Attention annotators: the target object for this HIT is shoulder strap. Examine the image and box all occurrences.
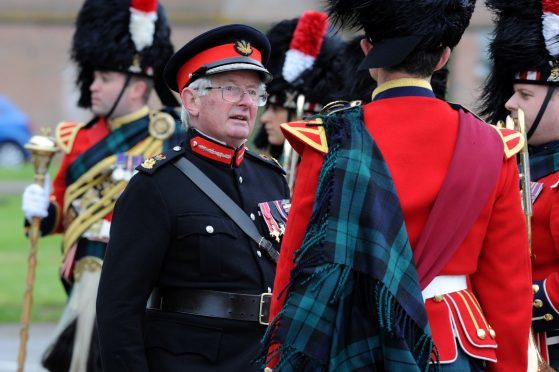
[173,157,278,264]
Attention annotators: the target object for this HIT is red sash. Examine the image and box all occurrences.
[414,109,503,289]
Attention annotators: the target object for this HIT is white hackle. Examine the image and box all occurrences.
[282,49,315,83]
[543,11,559,57]
[129,7,157,52]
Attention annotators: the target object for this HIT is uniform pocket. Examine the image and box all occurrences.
[176,214,238,276]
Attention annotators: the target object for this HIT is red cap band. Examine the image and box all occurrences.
[176,43,262,90]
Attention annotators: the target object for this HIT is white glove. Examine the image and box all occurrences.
[22,174,51,222]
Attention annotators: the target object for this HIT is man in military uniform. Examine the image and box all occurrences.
[20,0,181,371]
[262,0,533,370]
[96,24,290,371]
[480,0,559,367]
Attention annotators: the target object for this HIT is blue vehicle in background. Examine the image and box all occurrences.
[0,96,32,167]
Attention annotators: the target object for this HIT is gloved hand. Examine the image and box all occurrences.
[22,174,51,222]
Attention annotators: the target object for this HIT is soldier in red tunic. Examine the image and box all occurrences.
[262,0,533,370]
[20,0,181,370]
[480,0,559,368]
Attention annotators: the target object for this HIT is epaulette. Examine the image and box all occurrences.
[55,121,85,154]
[280,117,328,155]
[245,150,286,175]
[136,145,185,175]
[494,127,524,159]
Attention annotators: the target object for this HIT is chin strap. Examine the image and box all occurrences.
[527,85,556,140]
[106,74,133,120]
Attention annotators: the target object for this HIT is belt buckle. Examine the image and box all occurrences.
[259,292,272,326]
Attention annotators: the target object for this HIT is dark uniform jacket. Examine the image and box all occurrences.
[96,128,290,372]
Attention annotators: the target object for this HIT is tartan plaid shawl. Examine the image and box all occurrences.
[66,116,150,185]
[262,107,435,371]
[530,141,559,182]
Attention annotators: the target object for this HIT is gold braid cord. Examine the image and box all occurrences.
[61,136,163,258]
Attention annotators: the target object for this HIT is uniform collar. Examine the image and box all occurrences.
[188,128,246,167]
[108,106,150,131]
[371,78,434,101]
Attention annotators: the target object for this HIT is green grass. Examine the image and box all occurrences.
[0,193,66,323]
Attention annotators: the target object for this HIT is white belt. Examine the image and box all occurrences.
[422,275,467,302]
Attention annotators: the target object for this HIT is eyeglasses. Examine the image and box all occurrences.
[200,85,269,107]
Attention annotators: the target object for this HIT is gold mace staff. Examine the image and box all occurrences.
[17,129,59,372]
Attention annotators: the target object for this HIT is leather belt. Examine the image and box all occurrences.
[147,287,272,325]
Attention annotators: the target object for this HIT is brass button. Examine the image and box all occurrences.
[533,299,543,308]
[477,329,487,340]
[433,295,444,303]
[533,284,540,294]
[544,314,554,321]
[489,328,496,339]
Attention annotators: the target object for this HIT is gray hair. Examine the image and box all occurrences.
[181,77,212,128]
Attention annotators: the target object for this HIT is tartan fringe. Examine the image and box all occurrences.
[375,283,439,371]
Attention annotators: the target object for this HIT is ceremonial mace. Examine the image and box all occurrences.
[17,130,59,372]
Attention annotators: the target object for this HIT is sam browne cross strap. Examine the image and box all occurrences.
[173,157,279,264]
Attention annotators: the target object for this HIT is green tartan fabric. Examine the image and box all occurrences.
[262,106,435,371]
[66,116,150,185]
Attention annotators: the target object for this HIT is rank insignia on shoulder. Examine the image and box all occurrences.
[141,153,166,169]
[258,153,282,169]
[280,119,328,155]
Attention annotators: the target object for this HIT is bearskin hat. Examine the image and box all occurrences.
[479,0,559,124]
[72,0,176,108]
[327,0,476,69]
[265,11,347,113]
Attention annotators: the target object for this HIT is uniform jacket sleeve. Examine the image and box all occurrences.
[96,173,172,372]
[469,155,532,371]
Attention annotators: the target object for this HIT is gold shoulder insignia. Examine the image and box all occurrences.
[280,118,328,155]
[149,111,176,140]
[55,121,85,154]
[493,127,524,159]
[140,153,166,170]
[259,154,282,169]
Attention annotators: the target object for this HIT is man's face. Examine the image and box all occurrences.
[260,104,289,146]
[89,71,131,118]
[192,71,262,148]
[505,83,559,146]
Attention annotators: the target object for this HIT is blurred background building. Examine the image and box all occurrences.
[0,0,494,134]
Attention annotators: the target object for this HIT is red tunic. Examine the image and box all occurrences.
[50,117,111,232]
[270,81,532,371]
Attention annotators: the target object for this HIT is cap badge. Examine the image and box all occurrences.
[548,63,559,83]
[234,40,253,56]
